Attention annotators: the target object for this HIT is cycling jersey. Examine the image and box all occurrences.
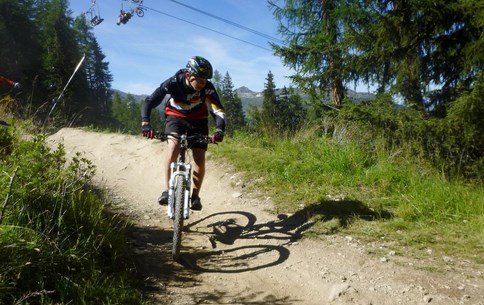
[141,69,226,132]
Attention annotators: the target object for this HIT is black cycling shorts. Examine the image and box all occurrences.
[164,116,209,150]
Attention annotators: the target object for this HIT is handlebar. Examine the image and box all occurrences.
[155,132,214,144]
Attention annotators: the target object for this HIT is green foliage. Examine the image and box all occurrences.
[0,124,15,157]
[109,92,163,134]
[220,72,245,132]
[249,72,305,133]
[274,86,306,132]
[0,0,41,85]
[1,1,114,128]
[442,72,484,178]
[211,69,223,92]
[269,0,345,106]
[270,0,483,110]
[213,129,483,260]
[261,71,277,124]
[111,93,139,134]
[38,0,91,126]
[0,128,143,304]
[335,78,483,180]
[73,15,113,125]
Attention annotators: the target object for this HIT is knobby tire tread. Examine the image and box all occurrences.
[172,175,185,260]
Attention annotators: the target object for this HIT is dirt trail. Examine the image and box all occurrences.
[48,128,483,305]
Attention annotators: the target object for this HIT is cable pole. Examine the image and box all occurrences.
[43,54,86,127]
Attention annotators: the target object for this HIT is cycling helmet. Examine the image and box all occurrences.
[186,56,213,79]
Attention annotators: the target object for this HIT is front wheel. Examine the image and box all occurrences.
[135,8,144,17]
[172,175,186,260]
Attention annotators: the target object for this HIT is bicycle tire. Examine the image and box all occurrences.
[135,8,144,17]
[172,175,186,260]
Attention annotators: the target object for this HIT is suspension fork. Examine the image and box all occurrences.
[167,162,192,219]
[167,135,192,219]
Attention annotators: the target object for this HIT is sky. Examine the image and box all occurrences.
[68,0,296,95]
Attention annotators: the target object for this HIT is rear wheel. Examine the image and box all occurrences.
[172,175,186,260]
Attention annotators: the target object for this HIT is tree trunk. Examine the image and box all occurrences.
[402,55,424,109]
[323,0,344,107]
[331,74,344,107]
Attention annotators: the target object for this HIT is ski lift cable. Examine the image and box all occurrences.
[142,5,273,52]
[167,0,284,44]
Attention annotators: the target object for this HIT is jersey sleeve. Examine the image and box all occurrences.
[141,78,171,121]
[205,86,226,132]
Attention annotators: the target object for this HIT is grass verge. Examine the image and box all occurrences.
[0,125,144,304]
[211,130,483,264]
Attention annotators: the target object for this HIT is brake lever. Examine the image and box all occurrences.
[156,131,168,141]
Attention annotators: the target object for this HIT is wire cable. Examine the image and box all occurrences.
[142,5,273,51]
[167,0,284,44]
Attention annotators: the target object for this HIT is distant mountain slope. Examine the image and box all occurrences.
[110,89,148,103]
[346,89,375,102]
[235,86,375,112]
[236,86,257,97]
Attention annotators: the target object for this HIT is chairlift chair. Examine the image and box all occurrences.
[89,0,104,26]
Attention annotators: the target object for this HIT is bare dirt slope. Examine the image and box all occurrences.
[48,128,483,305]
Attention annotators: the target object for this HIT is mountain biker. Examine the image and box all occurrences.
[0,76,21,91]
[141,56,226,211]
[116,10,132,25]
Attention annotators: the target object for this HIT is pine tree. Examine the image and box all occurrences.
[276,86,305,132]
[257,70,280,131]
[250,72,305,133]
[110,93,147,134]
[110,93,125,130]
[73,15,113,124]
[212,70,223,92]
[0,0,42,108]
[269,0,345,107]
[262,71,277,119]
[37,0,90,125]
[343,0,483,111]
[220,72,245,132]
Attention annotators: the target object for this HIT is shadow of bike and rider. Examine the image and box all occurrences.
[176,198,393,273]
[123,197,392,302]
[127,198,393,272]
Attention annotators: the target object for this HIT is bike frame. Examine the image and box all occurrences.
[156,132,212,260]
[167,134,192,220]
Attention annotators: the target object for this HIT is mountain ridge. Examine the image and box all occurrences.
[233,86,375,111]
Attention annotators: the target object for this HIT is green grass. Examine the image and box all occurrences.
[0,125,144,304]
[211,129,484,263]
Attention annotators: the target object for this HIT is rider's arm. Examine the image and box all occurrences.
[205,85,226,132]
[141,79,171,124]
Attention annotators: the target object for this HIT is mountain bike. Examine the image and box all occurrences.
[157,132,213,260]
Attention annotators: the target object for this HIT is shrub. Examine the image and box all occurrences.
[334,83,483,180]
[0,130,142,304]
